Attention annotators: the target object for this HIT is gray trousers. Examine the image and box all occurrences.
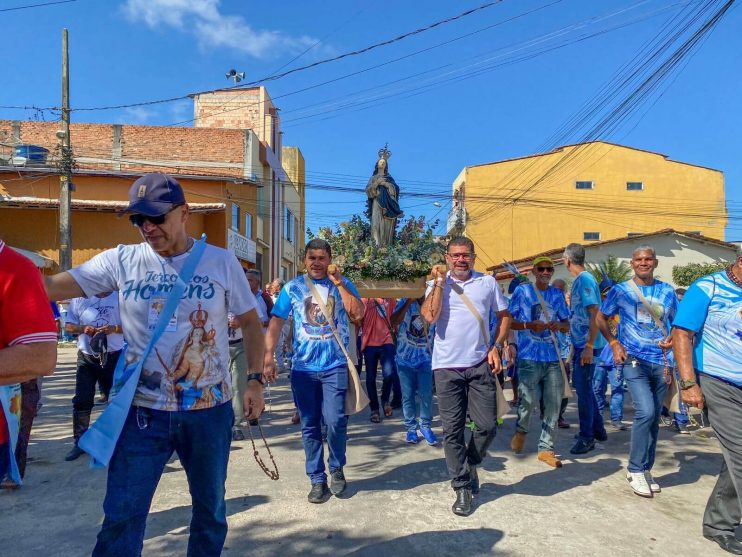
[701,373,742,537]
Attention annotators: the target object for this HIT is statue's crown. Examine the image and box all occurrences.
[189,303,208,328]
[378,143,392,161]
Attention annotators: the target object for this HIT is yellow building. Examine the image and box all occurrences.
[448,141,727,271]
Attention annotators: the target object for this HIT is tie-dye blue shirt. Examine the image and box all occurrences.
[394,299,432,369]
[509,283,570,362]
[272,275,360,372]
[672,270,742,386]
[569,271,601,349]
[600,279,677,365]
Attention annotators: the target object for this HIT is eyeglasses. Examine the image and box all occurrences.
[535,266,554,272]
[129,205,182,227]
[447,253,473,260]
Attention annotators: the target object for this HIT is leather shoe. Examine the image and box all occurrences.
[65,445,85,462]
[704,534,742,555]
[452,488,473,516]
[470,466,480,495]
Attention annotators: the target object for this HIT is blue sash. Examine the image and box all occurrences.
[0,384,22,484]
[79,236,207,468]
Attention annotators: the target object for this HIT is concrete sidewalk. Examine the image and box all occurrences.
[0,346,728,556]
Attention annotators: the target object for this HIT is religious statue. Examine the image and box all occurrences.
[365,144,404,246]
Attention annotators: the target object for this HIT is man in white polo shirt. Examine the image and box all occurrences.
[422,237,512,517]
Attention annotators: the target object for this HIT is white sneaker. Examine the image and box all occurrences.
[644,471,661,493]
[627,471,653,497]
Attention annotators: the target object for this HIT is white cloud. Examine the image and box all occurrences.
[121,106,157,124]
[123,0,317,59]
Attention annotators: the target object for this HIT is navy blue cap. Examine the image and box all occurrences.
[120,173,186,216]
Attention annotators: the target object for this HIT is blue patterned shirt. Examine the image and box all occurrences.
[600,279,677,365]
[672,271,742,386]
[509,283,570,362]
[272,275,360,372]
[569,271,601,349]
[394,299,432,369]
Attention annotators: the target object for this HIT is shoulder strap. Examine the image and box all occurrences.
[531,284,568,374]
[449,281,489,347]
[142,236,207,361]
[304,275,357,373]
[627,280,668,336]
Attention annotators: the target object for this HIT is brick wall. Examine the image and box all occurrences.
[194,89,262,132]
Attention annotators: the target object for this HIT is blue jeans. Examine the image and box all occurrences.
[593,363,624,422]
[516,359,564,452]
[398,364,433,432]
[93,402,233,557]
[291,366,348,485]
[623,356,669,473]
[364,344,401,412]
[572,349,606,442]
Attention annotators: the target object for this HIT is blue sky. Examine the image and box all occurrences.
[2,0,740,239]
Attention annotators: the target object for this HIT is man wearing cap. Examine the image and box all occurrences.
[45,173,266,556]
[509,256,570,468]
[562,244,607,455]
[422,237,512,517]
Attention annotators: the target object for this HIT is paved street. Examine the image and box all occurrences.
[0,346,729,556]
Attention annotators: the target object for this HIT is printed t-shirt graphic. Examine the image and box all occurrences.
[508,283,570,362]
[272,275,360,372]
[673,271,742,385]
[67,292,125,355]
[569,271,601,349]
[68,241,256,412]
[600,279,677,365]
[395,299,432,368]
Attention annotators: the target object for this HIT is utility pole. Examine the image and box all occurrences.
[58,28,72,271]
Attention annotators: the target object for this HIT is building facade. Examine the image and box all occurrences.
[449,141,727,271]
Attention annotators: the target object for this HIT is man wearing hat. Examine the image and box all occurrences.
[45,173,267,555]
[509,255,570,468]
[562,243,607,455]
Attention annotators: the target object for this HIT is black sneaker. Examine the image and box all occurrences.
[452,488,473,516]
[570,438,596,455]
[64,445,85,462]
[594,430,608,442]
[470,466,480,495]
[330,468,346,496]
[307,482,329,504]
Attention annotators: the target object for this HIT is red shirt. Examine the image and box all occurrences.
[361,298,397,351]
[0,241,57,444]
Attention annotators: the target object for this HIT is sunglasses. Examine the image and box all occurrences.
[129,205,182,227]
[535,266,554,272]
[447,253,473,260]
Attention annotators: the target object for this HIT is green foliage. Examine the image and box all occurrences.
[672,261,729,287]
[307,215,444,282]
[587,255,632,283]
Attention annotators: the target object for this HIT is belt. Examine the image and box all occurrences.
[229,339,243,346]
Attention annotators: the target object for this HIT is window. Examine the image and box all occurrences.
[244,212,253,239]
[231,203,240,231]
[575,181,594,190]
[626,181,644,191]
[583,232,601,241]
[285,207,294,243]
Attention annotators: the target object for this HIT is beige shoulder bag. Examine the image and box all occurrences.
[531,284,574,399]
[304,276,370,415]
[627,280,680,413]
[449,282,509,419]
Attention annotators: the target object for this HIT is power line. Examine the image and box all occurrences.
[0,0,75,13]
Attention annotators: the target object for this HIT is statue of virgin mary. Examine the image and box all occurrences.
[365,144,404,246]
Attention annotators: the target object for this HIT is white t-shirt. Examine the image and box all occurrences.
[69,241,257,411]
[66,292,125,355]
[427,271,508,370]
[228,290,268,342]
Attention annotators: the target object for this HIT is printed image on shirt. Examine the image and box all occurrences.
[395,299,432,369]
[302,290,335,338]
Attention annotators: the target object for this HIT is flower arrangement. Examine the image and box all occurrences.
[307,215,445,282]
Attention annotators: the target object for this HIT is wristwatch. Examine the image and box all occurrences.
[679,378,697,390]
[247,373,264,385]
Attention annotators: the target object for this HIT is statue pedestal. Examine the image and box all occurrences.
[354,277,427,299]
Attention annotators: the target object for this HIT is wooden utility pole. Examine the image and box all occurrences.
[59,28,72,271]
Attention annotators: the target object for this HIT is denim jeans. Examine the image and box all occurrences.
[572,349,606,442]
[516,359,564,452]
[593,363,624,422]
[435,359,498,490]
[364,344,401,412]
[93,401,233,557]
[622,356,669,473]
[397,364,433,432]
[291,366,348,485]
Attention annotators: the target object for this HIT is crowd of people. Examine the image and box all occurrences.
[0,171,741,556]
